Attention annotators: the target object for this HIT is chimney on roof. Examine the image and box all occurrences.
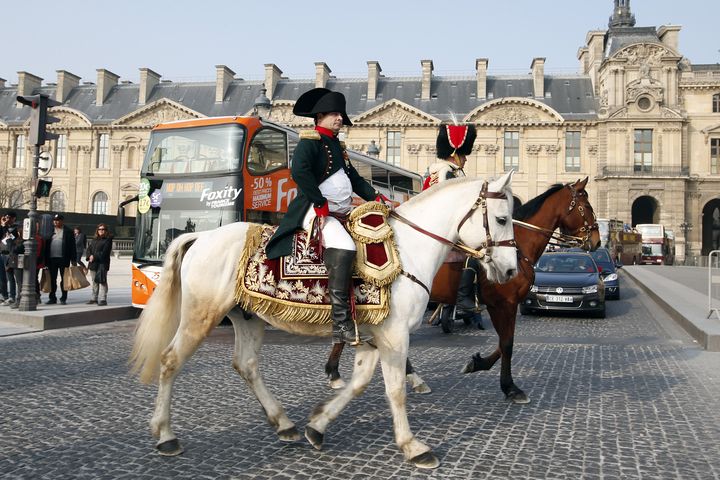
[264,64,283,99]
[16,71,43,107]
[475,58,488,99]
[658,25,681,53]
[96,68,119,106]
[531,57,545,98]
[56,70,80,103]
[421,59,433,101]
[314,62,331,88]
[367,61,381,101]
[139,68,161,105]
[215,65,235,103]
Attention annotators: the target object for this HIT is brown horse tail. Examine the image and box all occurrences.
[129,232,201,384]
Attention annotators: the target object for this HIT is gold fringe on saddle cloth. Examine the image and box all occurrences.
[233,219,398,326]
[347,201,402,287]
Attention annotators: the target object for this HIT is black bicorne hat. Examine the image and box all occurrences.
[293,88,353,126]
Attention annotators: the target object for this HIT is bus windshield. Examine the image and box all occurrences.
[142,124,245,175]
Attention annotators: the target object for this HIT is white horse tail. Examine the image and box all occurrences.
[130,232,201,384]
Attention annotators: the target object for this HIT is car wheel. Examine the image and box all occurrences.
[595,307,606,318]
[440,306,454,334]
[520,306,532,316]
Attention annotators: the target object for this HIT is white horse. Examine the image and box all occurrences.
[130,171,517,469]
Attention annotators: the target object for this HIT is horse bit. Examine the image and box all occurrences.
[512,183,599,249]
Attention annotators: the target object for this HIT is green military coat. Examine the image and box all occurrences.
[265,131,377,259]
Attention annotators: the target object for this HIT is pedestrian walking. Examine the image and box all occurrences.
[85,223,113,306]
[1,211,20,305]
[74,227,87,268]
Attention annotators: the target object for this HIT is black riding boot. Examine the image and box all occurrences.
[324,248,358,344]
[455,267,477,319]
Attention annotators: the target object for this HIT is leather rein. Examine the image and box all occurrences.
[512,183,599,249]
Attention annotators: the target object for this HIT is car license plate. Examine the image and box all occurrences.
[547,295,573,303]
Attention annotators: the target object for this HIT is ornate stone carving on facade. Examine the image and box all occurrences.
[80,145,92,153]
[587,144,598,156]
[53,108,93,128]
[267,102,312,126]
[353,101,437,126]
[425,145,437,154]
[484,106,541,124]
[114,98,204,127]
[626,78,664,104]
[545,144,560,155]
[0,146,9,154]
[615,44,672,67]
[406,144,421,155]
[660,107,683,119]
[483,144,500,155]
[348,144,364,152]
[68,145,80,153]
[525,144,542,155]
[466,97,563,124]
[111,144,126,153]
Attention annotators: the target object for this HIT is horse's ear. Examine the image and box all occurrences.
[577,177,589,189]
[496,170,514,189]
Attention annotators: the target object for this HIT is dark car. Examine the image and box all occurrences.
[587,248,620,299]
[521,251,606,318]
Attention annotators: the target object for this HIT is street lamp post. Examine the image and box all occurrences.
[679,221,692,265]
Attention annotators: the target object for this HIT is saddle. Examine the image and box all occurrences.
[234,202,401,326]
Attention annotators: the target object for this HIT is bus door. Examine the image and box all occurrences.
[244,128,298,225]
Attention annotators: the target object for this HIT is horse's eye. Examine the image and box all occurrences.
[497,217,507,226]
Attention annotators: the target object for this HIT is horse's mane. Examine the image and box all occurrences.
[401,176,509,210]
[513,184,565,221]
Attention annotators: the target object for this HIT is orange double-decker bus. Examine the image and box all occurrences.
[120,116,422,307]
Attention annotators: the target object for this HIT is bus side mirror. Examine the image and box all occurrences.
[117,206,125,227]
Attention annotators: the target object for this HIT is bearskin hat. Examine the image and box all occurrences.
[436,124,477,159]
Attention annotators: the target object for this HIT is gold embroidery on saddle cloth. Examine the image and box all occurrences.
[347,201,402,287]
[234,224,390,326]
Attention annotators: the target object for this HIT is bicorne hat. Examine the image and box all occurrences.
[293,88,353,126]
[436,124,477,159]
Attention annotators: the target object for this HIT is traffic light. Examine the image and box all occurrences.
[16,94,61,146]
[35,178,53,197]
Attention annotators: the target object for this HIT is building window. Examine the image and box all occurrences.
[9,190,23,208]
[712,138,720,175]
[50,191,66,212]
[55,135,67,169]
[386,131,401,166]
[97,133,109,169]
[565,131,581,172]
[713,93,720,113]
[634,129,653,172]
[504,131,519,172]
[92,191,109,214]
[14,135,25,169]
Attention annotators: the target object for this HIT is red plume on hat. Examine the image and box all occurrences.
[436,122,477,160]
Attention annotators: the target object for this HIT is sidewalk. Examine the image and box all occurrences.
[0,257,138,336]
[622,264,720,351]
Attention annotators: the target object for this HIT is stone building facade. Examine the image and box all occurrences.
[0,0,718,256]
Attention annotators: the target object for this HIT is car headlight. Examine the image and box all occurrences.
[582,285,598,294]
[530,285,538,292]
[604,273,618,281]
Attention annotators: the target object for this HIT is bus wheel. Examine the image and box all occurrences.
[632,256,637,265]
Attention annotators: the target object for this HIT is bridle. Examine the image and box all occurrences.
[512,183,599,249]
[390,180,516,260]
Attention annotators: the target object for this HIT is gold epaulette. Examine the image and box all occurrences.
[299,130,321,140]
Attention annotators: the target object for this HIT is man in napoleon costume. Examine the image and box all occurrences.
[265,88,385,344]
[425,123,484,325]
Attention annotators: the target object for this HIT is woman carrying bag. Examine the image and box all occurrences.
[85,224,113,306]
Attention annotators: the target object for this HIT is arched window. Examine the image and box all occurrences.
[713,93,720,113]
[92,191,109,214]
[126,146,136,170]
[50,191,66,212]
[9,190,23,208]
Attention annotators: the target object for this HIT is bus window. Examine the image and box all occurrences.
[247,129,288,175]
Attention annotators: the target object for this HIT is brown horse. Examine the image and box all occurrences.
[325,178,601,403]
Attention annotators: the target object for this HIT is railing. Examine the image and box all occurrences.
[599,166,690,178]
[112,238,134,258]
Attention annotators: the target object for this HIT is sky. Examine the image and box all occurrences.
[3,0,719,85]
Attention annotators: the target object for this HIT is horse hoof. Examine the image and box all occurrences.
[460,359,476,374]
[156,438,184,456]
[305,426,324,450]
[328,378,346,390]
[409,451,440,469]
[412,383,432,394]
[278,426,301,442]
[506,391,531,404]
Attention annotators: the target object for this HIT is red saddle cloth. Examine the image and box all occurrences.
[235,225,390,325]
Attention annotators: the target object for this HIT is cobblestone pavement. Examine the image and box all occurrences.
[1,272,720,479]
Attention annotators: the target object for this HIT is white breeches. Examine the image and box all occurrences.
[303,209,356,251]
